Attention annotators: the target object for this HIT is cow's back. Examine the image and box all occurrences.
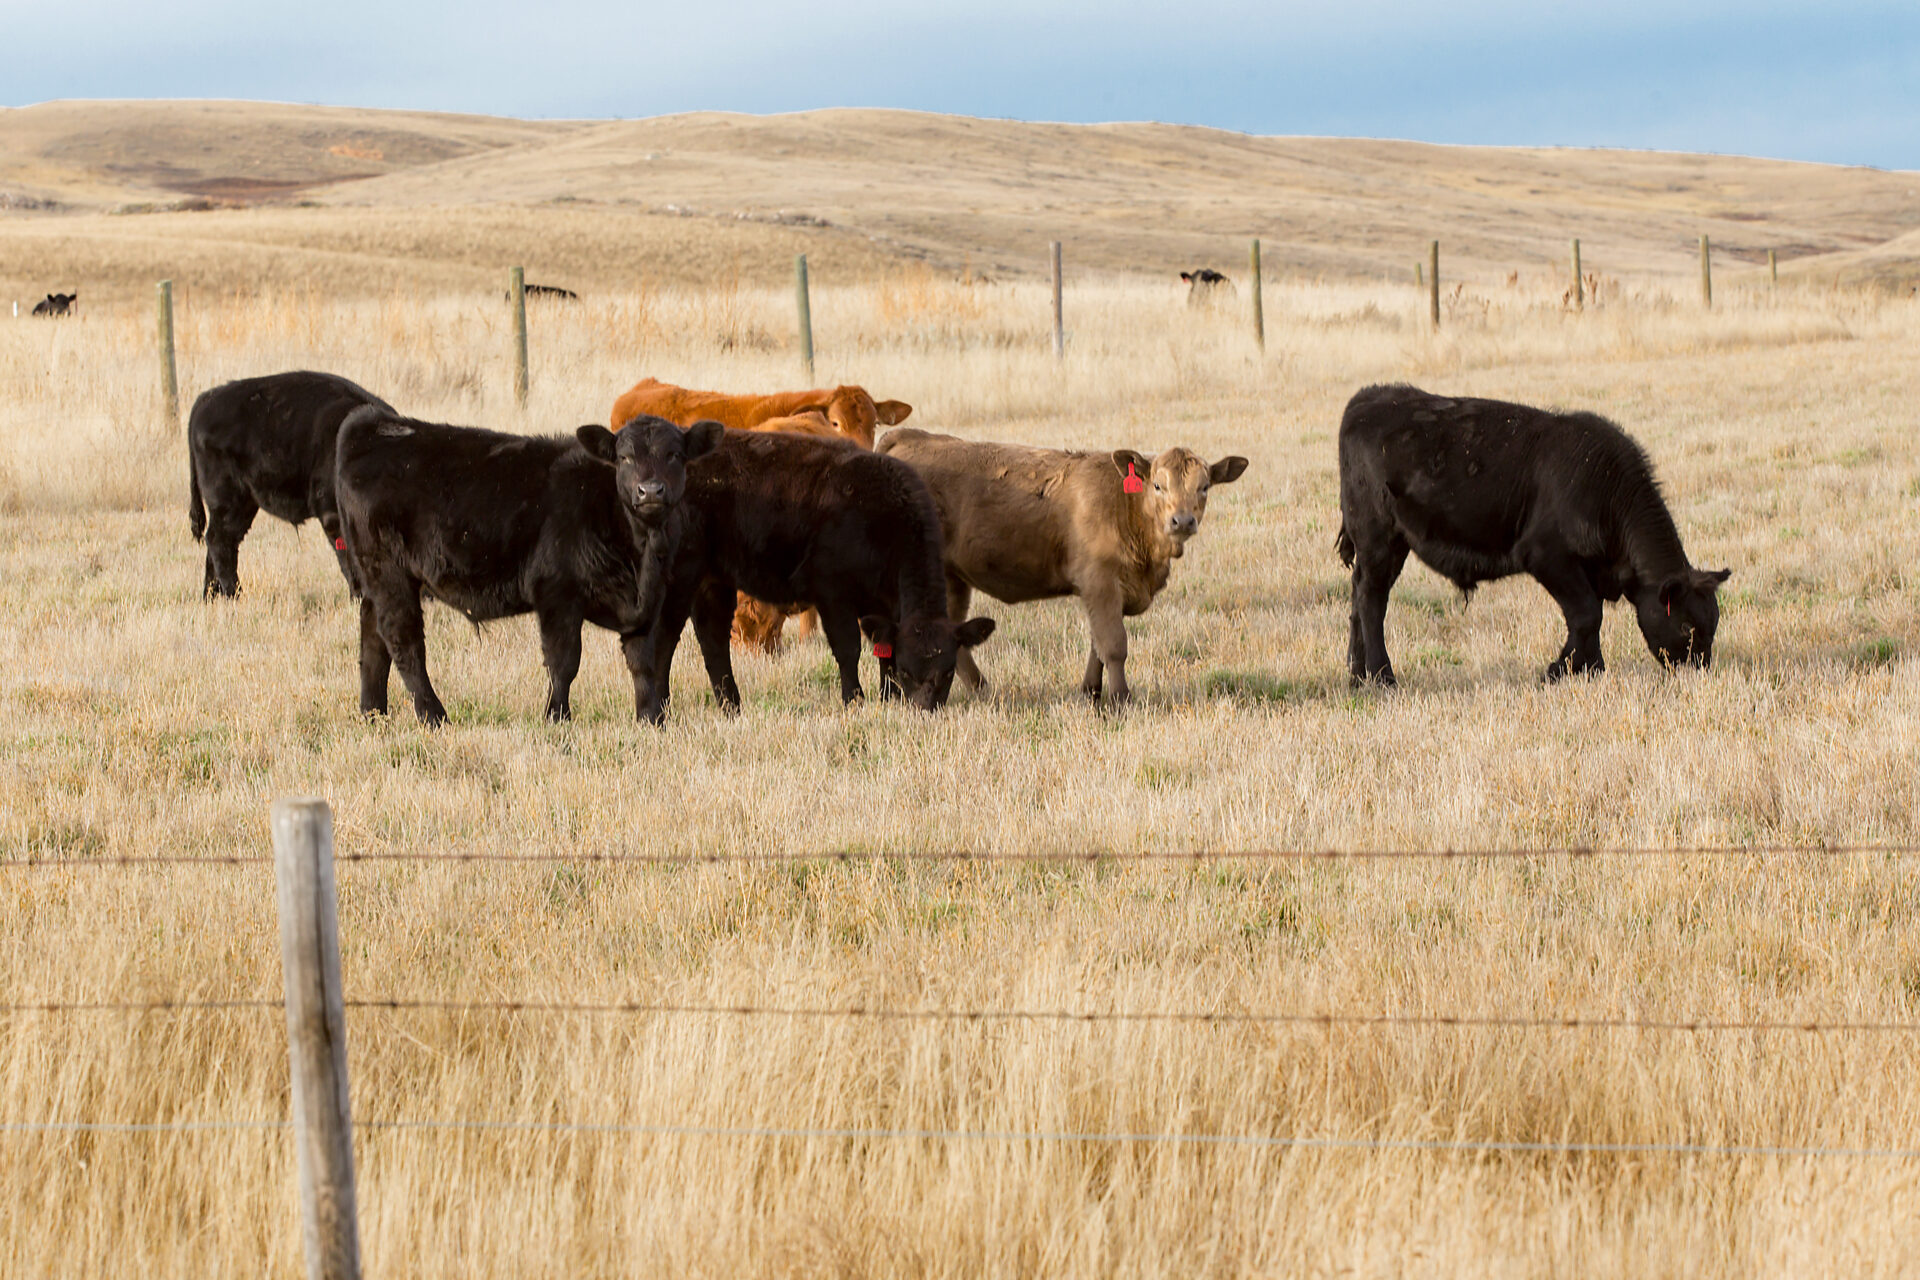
[191,371,392,522]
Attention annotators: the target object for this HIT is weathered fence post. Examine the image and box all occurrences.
[1699,236,1712,309]
[509,267,529,408]
[1768,249,1778,287]
[1414,261,1423,288]
[1570,239,1584,310]
[1050,241,1064,360]
[156,280,180,430]
[1428,241,1440,328]
[1249,239,1265,352]
[794,254,815,384]
[273,798,362,1280]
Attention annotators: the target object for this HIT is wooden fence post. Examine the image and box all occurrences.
[156,280,180,430]
[1414,261,1423,288]
[1050,241,1064,360]
[1249,239,1265,352]
[1571,239,1584,310]
[509,267,529,408]
[273,798,362,1280]
[794,254,815,384]
[1768,249,1778,287]
[1428,241,1440,328]
[1699,236,1712,309]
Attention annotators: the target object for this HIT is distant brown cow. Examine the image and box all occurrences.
[878,428,1249,705]
[609,377,910,449]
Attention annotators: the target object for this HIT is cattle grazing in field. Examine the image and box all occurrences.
[625,426,994,720]
[506,283,580,302]
[1179,269,1232,307]
[335,409,718,725]
[878,428,1249,706]
[609,377,911,450]
[31,292,77,316]
[1336,384,1731,686]
[188,371,394,598]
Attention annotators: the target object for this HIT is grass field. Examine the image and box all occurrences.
[3,261,1919,1276]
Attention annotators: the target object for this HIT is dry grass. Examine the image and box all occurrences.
[4,263,1920,1277]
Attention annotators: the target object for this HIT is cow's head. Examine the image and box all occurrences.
[1634,567,1731,669]
[1111,448,1249,555]
[814,387,912,449]
[861,613,996,712]
[580,414,724,527]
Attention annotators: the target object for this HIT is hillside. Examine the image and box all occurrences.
[4,100,1917,303]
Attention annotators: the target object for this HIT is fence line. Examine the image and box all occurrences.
[5,1117,1917,1160]
[9,842,1919,871]
[6,996,1918,1037]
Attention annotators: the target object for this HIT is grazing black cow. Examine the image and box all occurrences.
[336,409,718,726]
[1179,269,1232,307]
[1337,384,1731,686]
[625,426,996,721]
[188,371,394,598]
[31,292,76,316]
[504,283,579,302]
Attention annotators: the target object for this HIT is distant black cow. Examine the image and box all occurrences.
[504,283,580,302]
[1179,269,1232,307]
[31,292,76,316]
[625,426,996,720]
[1336,384,1731,685]
[336,409,718,725]
[188,371,394,598]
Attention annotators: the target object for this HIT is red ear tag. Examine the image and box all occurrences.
[872,643,893,659]
[333,537,348,551]
[1665,598,1671,617]
[1123,462,1144,494]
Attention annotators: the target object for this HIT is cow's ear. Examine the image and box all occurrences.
[576,424,617,460]
[1111,449,1150,479]
[875,399,913,426]
[1209,455,1250,485]
[684,420,725,460]
[1180,272,1194,283]
[1695,567,1732,591]
[859,614,897,646]
[953,616,996,649]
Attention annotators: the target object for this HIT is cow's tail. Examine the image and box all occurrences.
[1335,523,1354,567]
[188,450,206,543]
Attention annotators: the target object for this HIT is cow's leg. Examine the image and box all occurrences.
[201,494,258,599]
[1080,590,1131,707]
[691,583,744,714]
[817,604,866,705]
[1350,539,1409,687]
[947,575,986,692]
[373,580,447,726]
[537,608,585,722]
[357,597,392,716]
[1530,559,1606,681]
[623,586,695,725]
[317,510,361,596]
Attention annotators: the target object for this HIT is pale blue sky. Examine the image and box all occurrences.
[9,0,1918,169]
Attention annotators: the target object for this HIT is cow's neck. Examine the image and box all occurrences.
[758,388,832,416]
[1124,507,1182,591]
[1618,487,1691,587]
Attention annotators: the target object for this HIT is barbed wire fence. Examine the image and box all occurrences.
[7,801,1920,1277]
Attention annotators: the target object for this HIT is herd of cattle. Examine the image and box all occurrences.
[184,368,1729,725]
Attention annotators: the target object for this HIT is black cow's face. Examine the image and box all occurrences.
[1635,567,1732,668]
[578,415,723,527]
[863,613,996,711]
[1112,447,1250,552]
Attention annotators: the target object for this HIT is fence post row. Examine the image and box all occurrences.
[273,798,363,1280]
[156,280,180,431]
[1249,239,1265,352]
[1050,241,1064,360]
[1428,241,1440,329]
[509,267,529,408]
[1699,235,1712,309]
[794,254,815,384]
[1570,239,1584,310]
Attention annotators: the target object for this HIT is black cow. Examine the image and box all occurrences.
[188,371,393,598]
[1337,384,1731,686]
[336,409,718,726]
[1179,269,1232,307]
[31,292,76,316]
[624,426,996,720]
[504,283,580,302]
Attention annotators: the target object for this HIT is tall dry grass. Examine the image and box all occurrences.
[3,266,1919,1277]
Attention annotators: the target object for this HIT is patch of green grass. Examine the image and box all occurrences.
[1850,636,1901,670]
[1204,669,1298,704]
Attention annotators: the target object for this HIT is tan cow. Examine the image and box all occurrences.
[609,377,911,449]
[877,428,1248,705]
